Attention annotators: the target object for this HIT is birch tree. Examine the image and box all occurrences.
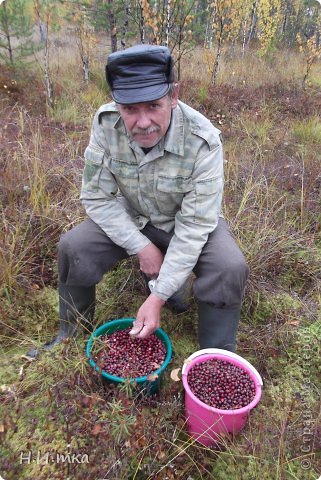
[106,0,118,51]
[206,0,238,85]
[297,2,321,87]
[169,0,195,79]
[121,1,130,48]
[73,4,96,82]
[33,0,56,108]
[257,0,282,55]
[246,0,259,48]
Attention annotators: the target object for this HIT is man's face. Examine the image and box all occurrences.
[118,91,178,149]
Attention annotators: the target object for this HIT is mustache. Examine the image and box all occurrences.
[131,126,160,135]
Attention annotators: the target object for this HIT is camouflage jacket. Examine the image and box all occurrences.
[80,100,224,300]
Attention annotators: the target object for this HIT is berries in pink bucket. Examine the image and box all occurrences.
[187,358,256,410]
[182,349,263,446]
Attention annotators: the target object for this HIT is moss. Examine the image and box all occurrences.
[245,291,303,326]
[211,454,276,480]
[292,319,321,388]
[0,354,22,385]
[211,453,319,480]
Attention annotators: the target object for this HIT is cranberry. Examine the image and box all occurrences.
[94,328,166,378]
[187,359,256,409]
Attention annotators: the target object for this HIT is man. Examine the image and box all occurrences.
[28,44,248,358]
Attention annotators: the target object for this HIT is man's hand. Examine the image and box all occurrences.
[130,294,165,338]
[137,243,164,278]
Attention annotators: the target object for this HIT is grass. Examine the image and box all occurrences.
[184,46,321,89]
[291,117,321,144]
[1,42,321,479]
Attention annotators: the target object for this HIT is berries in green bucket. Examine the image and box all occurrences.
[187,358,256,410]
[94,327,166,379]
[87,318,173,395]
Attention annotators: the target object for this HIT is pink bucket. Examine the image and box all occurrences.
[182,348,263,446]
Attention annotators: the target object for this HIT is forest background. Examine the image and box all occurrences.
[0,0,321,479]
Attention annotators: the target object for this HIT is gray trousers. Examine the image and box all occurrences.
[58,217,249,308]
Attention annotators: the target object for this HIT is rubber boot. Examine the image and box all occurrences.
[26,284,95,359]
[198,302,241,352]
[141,272,189,314]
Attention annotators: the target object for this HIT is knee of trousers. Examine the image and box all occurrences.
[193,257,249,308]
[58,231,105,287]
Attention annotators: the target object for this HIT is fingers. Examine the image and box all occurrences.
[129,318,144,336]
[132,323,155,339]
[130,295,163,338]
[129,316,158,339]
[130,320,155,338]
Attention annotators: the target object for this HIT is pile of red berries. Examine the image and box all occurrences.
[187,359,256,410]
[95,328,166,378]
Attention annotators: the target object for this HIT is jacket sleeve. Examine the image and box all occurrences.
[152,140,224,300]
[80,115,150,255]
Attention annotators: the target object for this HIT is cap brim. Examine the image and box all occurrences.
[112,84,170,105]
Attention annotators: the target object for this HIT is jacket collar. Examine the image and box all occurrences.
[163,103,185,156]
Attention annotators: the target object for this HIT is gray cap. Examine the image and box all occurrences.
[105,44,174,104]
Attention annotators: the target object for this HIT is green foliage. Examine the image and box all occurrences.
[257,0,282,56]
[107,398,137,442]
[0,0,37,64]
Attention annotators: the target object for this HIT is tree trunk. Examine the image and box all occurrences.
[39,21,47,44]
[165,0,171,47]
[2,2,14,64]
[177,24,183,80]
[211,19,223,85]
[121,3,130,48]
[107,0,117,52]
[44,27,54,108]
[83,55,89,83]
[208,3,217,50]
[33,1,54,107]
[139,1,145,43]
[281,12,287,36]
[242,12,248,58]
[247,0,258,47]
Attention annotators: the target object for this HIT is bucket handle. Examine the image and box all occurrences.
[182,348,263,386]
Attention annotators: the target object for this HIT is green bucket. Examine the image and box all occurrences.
[86,318,172,395]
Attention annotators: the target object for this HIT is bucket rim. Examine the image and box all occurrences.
[86,317,172,384]
[182,348,263,385]
[182,349,262,414]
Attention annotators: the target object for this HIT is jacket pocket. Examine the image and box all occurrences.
[156,176,192,215]
[110,159,138,178]
[110,158,139,195]
[82,146,105,192]
[194,177,223,223]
